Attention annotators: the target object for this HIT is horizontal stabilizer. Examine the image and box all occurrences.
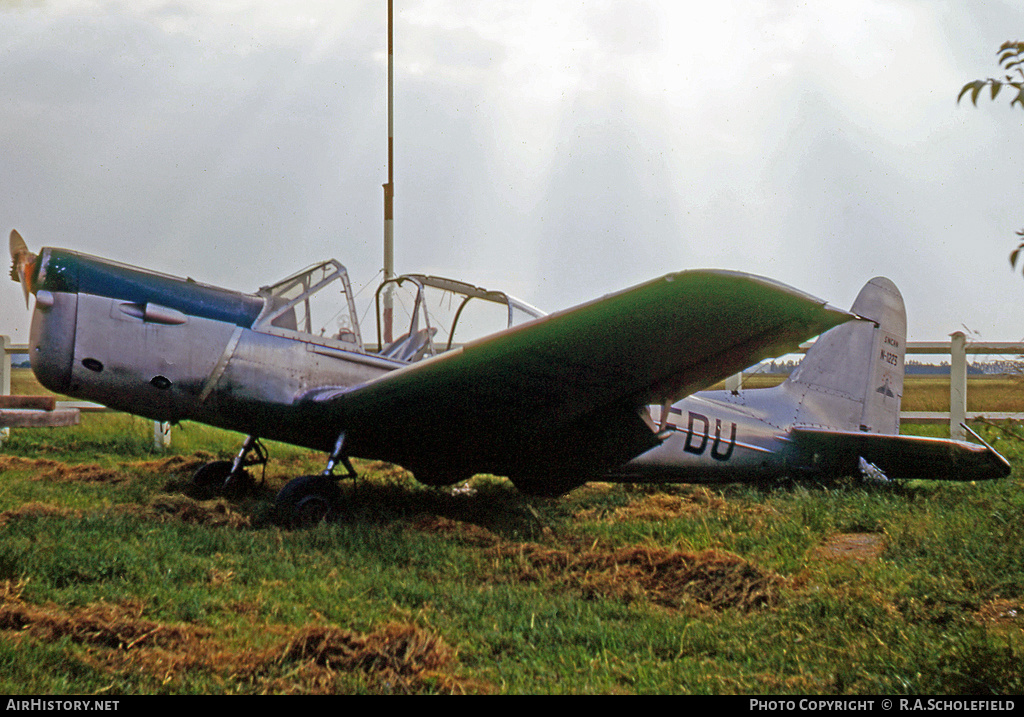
[791,427,1011,481]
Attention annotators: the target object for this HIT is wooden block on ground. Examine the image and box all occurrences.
[0,408,80,428]
[0,395,57,410]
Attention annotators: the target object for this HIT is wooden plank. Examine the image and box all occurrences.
[0,395,57,410]
[0,408,80,428]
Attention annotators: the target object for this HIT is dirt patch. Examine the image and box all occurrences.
[409,515,500,547]
[817,533,885,561]
[0,502,78,527]
[141,494,252,528]
[127,452,217,475]
[976,598,1024,625]
[0,580,202,651]
[276,623,473,693]
[0,452,221,484]
[575,488,775,524]
[1,494,251,530]
[37,463,126,483]
[617,490,729,521]
[495,543,783,611]
[0,456,127,483]
[0,579,478,694]
[0,456,64,472]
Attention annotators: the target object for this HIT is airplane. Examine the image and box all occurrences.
[8,231,1010,524]
[607,276,1012,485]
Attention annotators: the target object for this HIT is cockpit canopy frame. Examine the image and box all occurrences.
[253,259,363,348]
[374,274,545,361]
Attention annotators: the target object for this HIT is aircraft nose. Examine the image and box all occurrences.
[29,289,77,394]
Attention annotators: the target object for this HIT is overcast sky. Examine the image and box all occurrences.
[2,0,1024,349]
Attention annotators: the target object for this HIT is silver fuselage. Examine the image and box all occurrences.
[28,249,399,453]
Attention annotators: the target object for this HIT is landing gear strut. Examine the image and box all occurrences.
[274,431,357,527]
[190,435,268,498]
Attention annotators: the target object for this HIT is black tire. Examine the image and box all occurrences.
[190,460,233,498]
[190,460,254,498]
[222,468,255,498]
[275,475,341,527]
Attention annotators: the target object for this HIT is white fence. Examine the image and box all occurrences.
[3,331,1023,448]
[1,336,170,450]
[727,331,1024,440]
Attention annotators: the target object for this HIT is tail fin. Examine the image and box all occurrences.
[783,277,906,435]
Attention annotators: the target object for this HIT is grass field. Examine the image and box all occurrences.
[1,369,1023,694]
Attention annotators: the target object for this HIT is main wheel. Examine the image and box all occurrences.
[190,460,232,498]
[222,468,255,498]
[190,460,254,498]
[275,475,342,527]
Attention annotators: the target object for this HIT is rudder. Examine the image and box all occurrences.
[783,277,906,434]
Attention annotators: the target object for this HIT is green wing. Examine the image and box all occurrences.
[312,270,853,481]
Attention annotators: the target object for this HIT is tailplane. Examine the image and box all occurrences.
[782,277,906,435]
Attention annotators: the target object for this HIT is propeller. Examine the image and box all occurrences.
[9,229,36,308]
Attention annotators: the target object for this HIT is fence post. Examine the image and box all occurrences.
[949,331,967,440]
[0,335,10,395]
[0,335,9,446]
[153,421,171,451]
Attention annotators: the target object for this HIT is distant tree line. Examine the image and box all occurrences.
[754,360,1024,375]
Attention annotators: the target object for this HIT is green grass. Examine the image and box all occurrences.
[1,369,1024,693]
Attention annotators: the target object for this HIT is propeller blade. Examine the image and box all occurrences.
[9,229,35,308]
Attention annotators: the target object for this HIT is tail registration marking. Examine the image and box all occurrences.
[682,411,737,461]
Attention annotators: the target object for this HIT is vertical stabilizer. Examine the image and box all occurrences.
[783,277,906,434]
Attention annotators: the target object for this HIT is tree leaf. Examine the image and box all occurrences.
[958,81,983,104]
[991,81,1002,100]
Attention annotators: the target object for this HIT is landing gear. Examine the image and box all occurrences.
[273,431,357,528]
[274,474,342,527]
[189,436,267,498]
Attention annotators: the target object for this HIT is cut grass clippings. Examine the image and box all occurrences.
[0,579,474,694]
[1,384,1024,693]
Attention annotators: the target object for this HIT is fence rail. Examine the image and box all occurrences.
[1,336,170,449]
[727,331,1024,440]
[3,332,1023,447]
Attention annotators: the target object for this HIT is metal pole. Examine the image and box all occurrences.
[382,0,395,343]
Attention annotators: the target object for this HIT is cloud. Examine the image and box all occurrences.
[2,0,1024,346]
